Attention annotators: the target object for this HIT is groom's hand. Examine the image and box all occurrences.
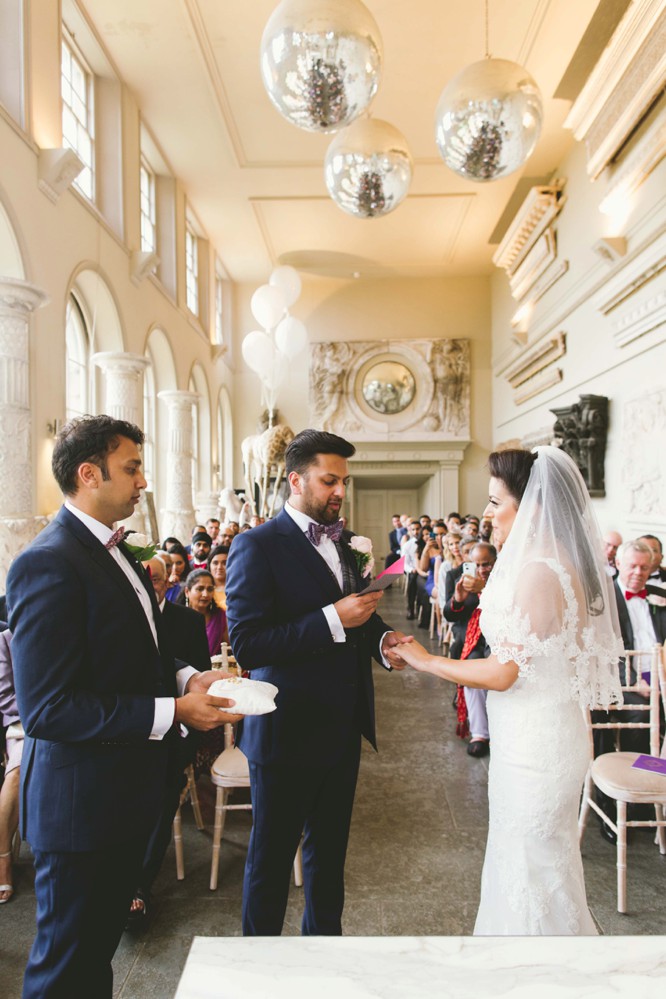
[334,591,383,628]
[175,693,243,730]
[381,630,413,671]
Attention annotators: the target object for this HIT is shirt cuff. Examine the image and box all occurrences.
[450,598,465,612]
[150,697,176,740]
[323,604,346,643]
[379,630,393,669]
[176,665,199,696]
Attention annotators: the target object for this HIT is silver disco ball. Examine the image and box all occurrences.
[435,58,543,182]
[324,117,412,218]
[260,0,383,133]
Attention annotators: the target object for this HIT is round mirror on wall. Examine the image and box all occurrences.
[361,361,415,415]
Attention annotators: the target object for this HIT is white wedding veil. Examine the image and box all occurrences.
[481,445,623,708]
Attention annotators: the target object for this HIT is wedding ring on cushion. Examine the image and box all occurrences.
[208,676,278,715]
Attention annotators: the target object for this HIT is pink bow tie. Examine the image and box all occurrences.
[307,520,344,546]
[105,527,126,550]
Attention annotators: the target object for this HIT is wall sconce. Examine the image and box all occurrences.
[47,419,62,438]
[130,250,160,285]
[38,148,84,204]
[592,237,627,265]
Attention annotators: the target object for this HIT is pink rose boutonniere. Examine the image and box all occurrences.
[349,535,375,578]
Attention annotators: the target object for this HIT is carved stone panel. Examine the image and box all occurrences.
[622,386,666,524]
[551,395,609,497]
[309,339,470,440]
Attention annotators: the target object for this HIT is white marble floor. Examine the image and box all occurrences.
[175,936,666,998]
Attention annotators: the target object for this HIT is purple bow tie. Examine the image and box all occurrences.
[105,526,126,550]
[307,520,344,546]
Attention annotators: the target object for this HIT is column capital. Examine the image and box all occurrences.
[92,351,150,376]
[158,389,200,409]
[0,277,49,315]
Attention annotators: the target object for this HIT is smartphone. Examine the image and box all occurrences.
[462,561,477,577]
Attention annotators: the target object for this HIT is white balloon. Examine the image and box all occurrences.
[242,330,276,379]
[275,315,308,359]
[269,266,302,308]
[250,284,287,330]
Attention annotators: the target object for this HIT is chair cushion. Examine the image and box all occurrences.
[211,746,251,783]
[592,752,666,803]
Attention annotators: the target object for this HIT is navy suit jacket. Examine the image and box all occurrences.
[225,509,389,767]
[6,506,180,853]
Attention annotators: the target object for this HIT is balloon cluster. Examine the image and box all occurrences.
[241,266,307,410]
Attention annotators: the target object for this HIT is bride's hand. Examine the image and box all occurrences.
[387,638,432,672]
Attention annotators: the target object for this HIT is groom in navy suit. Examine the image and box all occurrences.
[226,429,410,936]
[7,415,240,999]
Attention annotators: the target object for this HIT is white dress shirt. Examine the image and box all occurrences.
[284,501,346,642]
[621,587,658,678]
[284,502,393,667]
[64,501,195,738]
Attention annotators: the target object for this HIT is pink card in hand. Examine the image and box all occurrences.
[631,755,666,776]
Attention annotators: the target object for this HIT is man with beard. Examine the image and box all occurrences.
[226,429,411,936]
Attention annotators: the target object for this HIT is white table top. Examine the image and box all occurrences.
[175,935,665,998]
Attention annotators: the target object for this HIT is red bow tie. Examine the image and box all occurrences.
[625,589,647,600]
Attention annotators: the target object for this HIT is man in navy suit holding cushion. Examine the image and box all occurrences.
[7,416,240,999]
[226,429,411,936]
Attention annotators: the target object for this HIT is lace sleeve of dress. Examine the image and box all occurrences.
[490,559,572,679]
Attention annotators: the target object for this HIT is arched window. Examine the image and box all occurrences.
[65,293,90,419]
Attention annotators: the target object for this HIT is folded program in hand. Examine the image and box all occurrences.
[208,676,278,715]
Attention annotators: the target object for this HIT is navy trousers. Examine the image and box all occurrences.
[23,834,147,999]
[242,728,362,936]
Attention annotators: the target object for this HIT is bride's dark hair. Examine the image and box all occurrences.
[487,449,538,503]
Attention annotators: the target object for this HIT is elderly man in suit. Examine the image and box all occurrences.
[226,429,411,936]
[7,415,240,999]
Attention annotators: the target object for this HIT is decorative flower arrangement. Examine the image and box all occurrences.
[349,535,375,578]
[124,532,157,562]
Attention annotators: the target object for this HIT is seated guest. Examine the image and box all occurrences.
[189,531,212,570]
[441,537,480,659]
[451,544,497,757]
[227,521,240,537]
[0,629,21,903]
[185,524,207,556]
[445,511,462,533]
[249,515,265,528]
[127,557,212,927]
[461,515,480,537]
[638,533,666,585]
[183,568,228,656]
[206,518,221,544]
[436,532,462,611]
[479,517,493,542]
[207,545,230,611]
[603,529,622,579]
[220,525,235,547]
[594,539,666,841]
[182,568,231,776]
[162,536,183,552]
[165,543,189,603]
[417,530,441,629]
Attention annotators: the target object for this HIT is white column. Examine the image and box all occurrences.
[0,277,49,589]
[92,351,149,425]
[158,390,199,542]
[93,351,152,537]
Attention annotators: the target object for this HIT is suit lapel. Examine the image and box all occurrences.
[58,508,159,651]
[275,509,344,601]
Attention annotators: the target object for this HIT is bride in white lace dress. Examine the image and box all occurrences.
[389,446,623,934]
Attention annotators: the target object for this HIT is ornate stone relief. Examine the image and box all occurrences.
[551,395,609,497]
[565,1,666,179]
[622,386,666,524]
[309,339,470,440]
